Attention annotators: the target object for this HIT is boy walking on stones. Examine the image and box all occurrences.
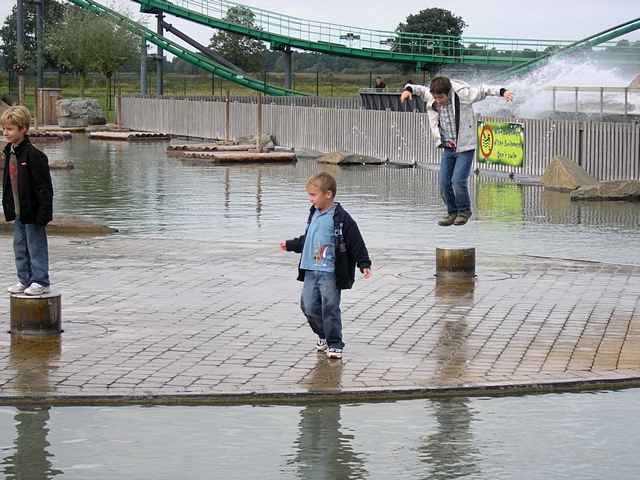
[401,76,513,226]
[280,173,371,359]
[2,105,53,295]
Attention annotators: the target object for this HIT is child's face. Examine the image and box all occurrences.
[2,123,28,145]
[307,184,334,211]
[433,93,449,107]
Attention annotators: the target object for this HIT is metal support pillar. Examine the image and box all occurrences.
[140,38,148,95]
[283,47,292,90]
[156,13,164,96]
[35,0,44,89]
[16,0,25,104]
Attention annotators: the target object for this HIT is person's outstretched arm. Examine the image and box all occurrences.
[461,84,514,104]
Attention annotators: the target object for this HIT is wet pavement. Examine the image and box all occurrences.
[0,235,639,402]
[0,136,639,403]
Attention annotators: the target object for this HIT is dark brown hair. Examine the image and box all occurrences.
[430,76,452,95]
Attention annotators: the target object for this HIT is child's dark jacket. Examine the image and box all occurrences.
[2,137,53,225]
[285,203,371,290]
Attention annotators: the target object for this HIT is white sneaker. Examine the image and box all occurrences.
[316,338,328,352]
[7,282,26,294]
[326,347,343,359]
[24,283,50,296]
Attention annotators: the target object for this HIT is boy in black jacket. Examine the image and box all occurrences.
[2,106,53,295]
[280,173,371,359]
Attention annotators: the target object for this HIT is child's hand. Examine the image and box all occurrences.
[362,268,372,279]
[279,240,287,252]
[400,90,412,103]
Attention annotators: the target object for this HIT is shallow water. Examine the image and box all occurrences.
[43,135,640,264]
[0,390,639,479]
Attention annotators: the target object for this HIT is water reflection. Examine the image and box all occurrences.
[1,407,62,480]
[9,336,61,394]
[287,360,367,479]
[433,278,474,382]
[42,136,640,264]
[2,337,63,479]
[418,398,481,480]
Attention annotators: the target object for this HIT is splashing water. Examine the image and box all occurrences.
[472,57,640,118]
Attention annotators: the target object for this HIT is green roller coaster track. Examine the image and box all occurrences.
[132,0,640,69]
[66,0,304,96]
[494,17,640,79]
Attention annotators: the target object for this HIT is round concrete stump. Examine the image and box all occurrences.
[10,292,62,336]
[436,247,476,279]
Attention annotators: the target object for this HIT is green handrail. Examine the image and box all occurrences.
[66,0,305,96]
[132,0,640,66]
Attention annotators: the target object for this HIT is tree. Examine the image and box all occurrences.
[90,17,139,108]
[394,8,466,72]
[209,6,267,73]
[0,0,68,72]
[47,7,139,99]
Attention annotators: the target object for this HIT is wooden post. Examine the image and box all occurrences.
[256,93,263,153]
[34,86,39,129]
[10,292,62,336]
[116,87,122,128]
[224,89,230,144]
[435,247,476,280]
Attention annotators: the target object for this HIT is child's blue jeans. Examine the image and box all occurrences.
[300,270,344,349]
[13,218,50,287]
[440,148,475,215]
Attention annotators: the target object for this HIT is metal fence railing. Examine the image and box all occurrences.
[121,96,640,180]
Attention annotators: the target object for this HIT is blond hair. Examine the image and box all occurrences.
[1,105,31,130]
[306,172,337,198]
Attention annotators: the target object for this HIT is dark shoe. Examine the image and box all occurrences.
[454,212,472,226]
[438,214,457,227]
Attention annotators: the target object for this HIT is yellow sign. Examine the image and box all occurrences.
[477,120,525,167]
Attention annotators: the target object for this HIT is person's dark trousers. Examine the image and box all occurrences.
[300,270,344,349]
[13,218,50,287]
[439,149,475,215]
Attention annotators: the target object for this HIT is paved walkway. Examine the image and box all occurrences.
[1,235,639,404]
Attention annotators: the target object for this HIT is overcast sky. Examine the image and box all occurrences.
[2,0,639,44]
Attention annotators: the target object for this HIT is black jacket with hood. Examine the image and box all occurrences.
[2,136,53,225]
[285,203,371,290]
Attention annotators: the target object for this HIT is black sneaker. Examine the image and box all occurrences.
[438,214,457,227]
[454,211,472,226]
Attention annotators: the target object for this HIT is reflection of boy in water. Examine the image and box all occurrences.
[280,173,371,359]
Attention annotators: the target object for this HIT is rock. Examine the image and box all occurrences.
[49,160,74,170]
[236,134,275,149]
[0,214,116,234]
[571,180,640,201]
[56,98,106,128]
[317,151,385,165]
[541,155,598,191]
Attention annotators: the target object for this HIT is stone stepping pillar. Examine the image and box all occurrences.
[10,292,62,336]
[435,247,476,280]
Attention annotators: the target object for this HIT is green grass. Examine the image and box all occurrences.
[0,71,414,123]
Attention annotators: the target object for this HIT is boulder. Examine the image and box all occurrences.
[540,155,597,191]
[56,98,106,128]
[49,160,74,170]
[317,151,385,165]
[571,180,640,201]
[236,134,275,149]
[0,214,116,234]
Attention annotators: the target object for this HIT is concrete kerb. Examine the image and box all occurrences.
[2,375,640,407]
